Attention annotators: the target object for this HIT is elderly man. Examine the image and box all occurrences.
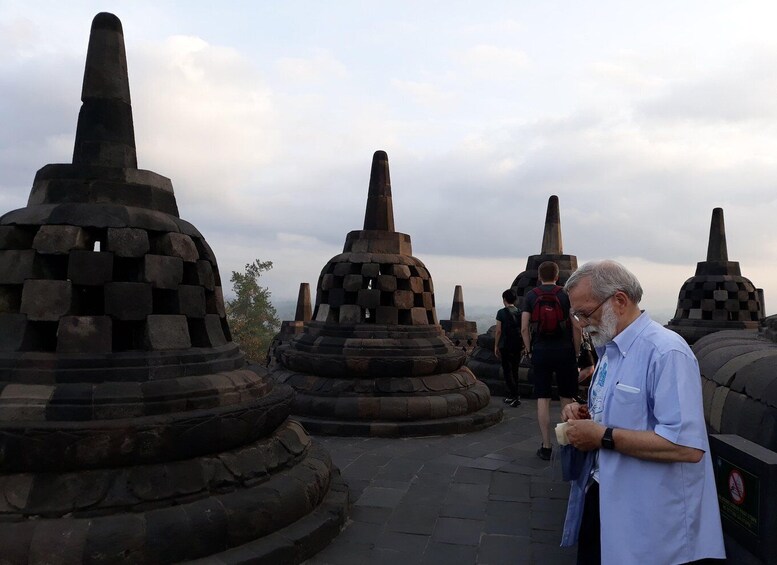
[560,260,725,565]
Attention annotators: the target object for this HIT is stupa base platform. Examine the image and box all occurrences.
[0,424,349,564]
[189,469,349,565]
[290,403,503,437]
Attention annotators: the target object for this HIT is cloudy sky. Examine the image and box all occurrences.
[3,1,777,323]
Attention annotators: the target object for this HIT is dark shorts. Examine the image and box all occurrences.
[531,346,578,398]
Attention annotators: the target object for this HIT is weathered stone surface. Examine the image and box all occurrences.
[0,250,38,284]
[145,315,191,350]
[32,225,90,254]
[158,233,198,262]
[106,227,149,257]
[196,260,215,290]
[143,254,183,289]
[204,314,227,347]
[20,280,72,321]
[57,315,112,353]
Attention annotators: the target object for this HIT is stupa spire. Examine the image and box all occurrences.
[706,207,728,262]
[72,12,137,168]
[295,282,313,322]
[450,285,466,321]
[540,195,562,254]
[362,150,394,231]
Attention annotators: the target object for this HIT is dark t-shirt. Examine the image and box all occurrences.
[522,284,574,350]
[496,305,521,350]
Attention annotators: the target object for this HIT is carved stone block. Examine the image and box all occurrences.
[57,316,112,353]
[21,280,72,321]
[145,315,191,350]
[33,225,90,254]
[106,227,150,257]
[143,255,183,289]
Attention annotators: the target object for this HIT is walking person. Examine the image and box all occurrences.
[494,289,522,407]
[521,261,580,460]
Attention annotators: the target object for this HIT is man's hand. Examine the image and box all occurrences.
[561,402,590,422]
[566,419,606,452]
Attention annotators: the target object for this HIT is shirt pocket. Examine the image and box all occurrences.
[612,382,643,404]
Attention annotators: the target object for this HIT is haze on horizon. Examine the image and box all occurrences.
[2,1,777,324]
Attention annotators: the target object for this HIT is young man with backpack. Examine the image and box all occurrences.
[521,261,580,460]
[494,289,522,407]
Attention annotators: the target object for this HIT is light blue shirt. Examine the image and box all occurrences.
[562,312,725,564]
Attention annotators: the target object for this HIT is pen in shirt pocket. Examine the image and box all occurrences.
[615,382,640,393]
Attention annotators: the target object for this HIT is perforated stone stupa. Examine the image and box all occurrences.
[268,282,312,367]
[467,195,578,395]
[0,13,346,563]
[667,207,764,344]
[272,151,502,436]
[440,285,479,354]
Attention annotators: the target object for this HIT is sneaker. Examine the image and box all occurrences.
[536,445,552,460]
[510,398,521,407]
[503,397,515,404]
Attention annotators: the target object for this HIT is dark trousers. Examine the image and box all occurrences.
[499,348,521,398]
[577,481,601,565]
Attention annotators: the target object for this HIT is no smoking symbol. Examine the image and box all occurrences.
[728,469,745,505]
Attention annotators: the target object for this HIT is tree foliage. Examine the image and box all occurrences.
[226,259,280,364]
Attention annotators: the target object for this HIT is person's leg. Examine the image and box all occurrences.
[506,350,522,405]
[576,482,601,565]
[537,397,551,447]
[531,349,553,457]
[499,349,520,401]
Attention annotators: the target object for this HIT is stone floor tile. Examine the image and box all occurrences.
[354,486,407,509]
[431,517,485,546]
[420,541,479,565]
[476,534,532,564]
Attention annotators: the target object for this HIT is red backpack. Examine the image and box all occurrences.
[530,286,565,336]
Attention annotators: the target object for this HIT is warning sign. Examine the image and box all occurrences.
[715,456,760,537]
[728,469,745,505]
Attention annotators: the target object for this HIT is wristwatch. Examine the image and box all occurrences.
[601,427,615,450]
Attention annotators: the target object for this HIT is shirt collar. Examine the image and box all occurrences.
[609,311,651,357]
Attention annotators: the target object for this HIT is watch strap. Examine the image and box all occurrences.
[602,427,615,450]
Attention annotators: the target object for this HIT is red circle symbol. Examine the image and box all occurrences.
[728,469,745,505]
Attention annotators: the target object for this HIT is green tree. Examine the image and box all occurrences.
[226,259,280,364]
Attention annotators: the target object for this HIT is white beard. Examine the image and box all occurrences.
[587,301,617,348]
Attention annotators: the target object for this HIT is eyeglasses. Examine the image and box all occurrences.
[572,294,615,324]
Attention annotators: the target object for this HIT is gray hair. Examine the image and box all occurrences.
[565,260,643,304]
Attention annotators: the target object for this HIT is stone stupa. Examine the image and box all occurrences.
[271,151,502,436]
[667,207,764,344]
[439,285,479,354]
[467,195,578,395]
[0,13,346,563]
[267,282,312,367]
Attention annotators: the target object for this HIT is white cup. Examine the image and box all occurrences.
[555,422,569,446]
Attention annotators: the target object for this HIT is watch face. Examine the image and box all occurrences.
[602,428,615,449]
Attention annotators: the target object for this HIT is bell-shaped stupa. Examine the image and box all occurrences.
[667,208,764,344]
[467,195,578,395]
[440,285,479,353]
[0,13,346,562]
[268,282,313,367]
[272,151,502,436]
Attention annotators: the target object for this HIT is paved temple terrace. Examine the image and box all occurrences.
[305,397,576,565]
